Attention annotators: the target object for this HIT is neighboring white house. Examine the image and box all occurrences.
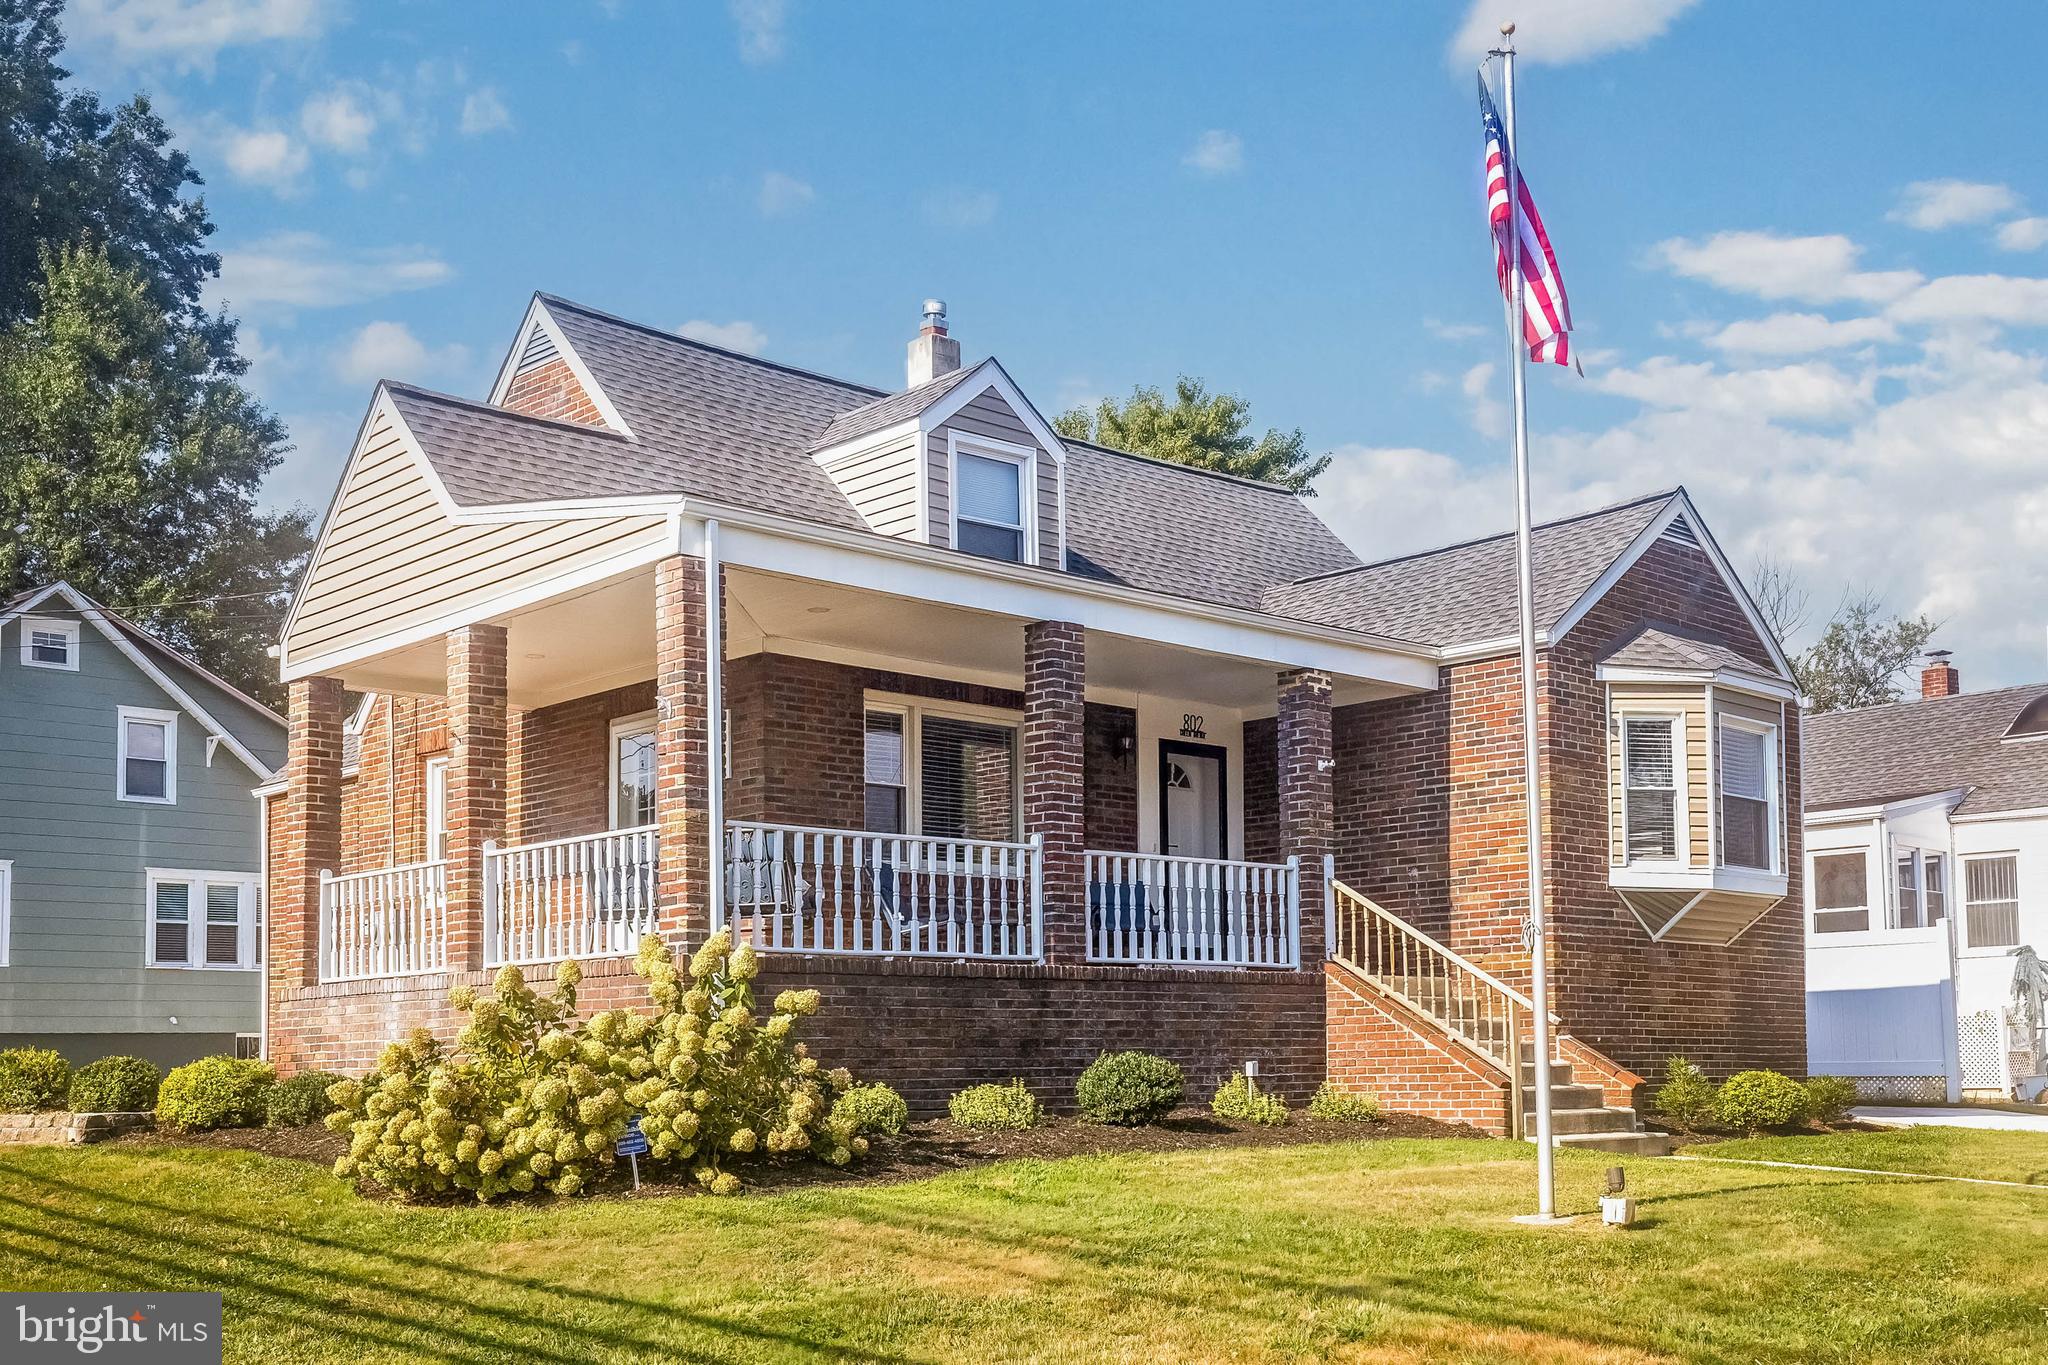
[1802,653,2048,1101]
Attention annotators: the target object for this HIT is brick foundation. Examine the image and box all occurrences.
[1324,967,1510,1134]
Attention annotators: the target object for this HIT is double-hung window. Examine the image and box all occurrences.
[1622,716,1682,861]
[1717,720,1775,871]
[861,699,1021,841]
[1890,849,1949,930]
[1963,854,2021,948]
[952,439,1032,565]
[1812,850,1871,934]
[117,707,177,803]
[147,870,257,969]
[20,616,79,670]
[424,757,450,861]
[610,714,657,829]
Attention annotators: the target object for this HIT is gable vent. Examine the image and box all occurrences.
[514,326,561,376]
[1658,516,1699,548]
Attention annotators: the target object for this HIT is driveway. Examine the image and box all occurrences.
[1853,1105,2048,1132]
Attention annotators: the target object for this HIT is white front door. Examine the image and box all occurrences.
[1161,742,1225,859]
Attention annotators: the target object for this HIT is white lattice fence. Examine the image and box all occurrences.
[1958,1010,2011,1093]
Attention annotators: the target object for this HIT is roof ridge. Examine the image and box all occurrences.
[1807,679,2048,722]
[537,293,890,399]
[382,380,633,439]
[1282,487,1683,588]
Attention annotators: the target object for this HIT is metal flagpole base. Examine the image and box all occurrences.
[1511,1212,1579,1227]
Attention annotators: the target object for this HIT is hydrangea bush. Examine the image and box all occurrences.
[328,930,863,1201]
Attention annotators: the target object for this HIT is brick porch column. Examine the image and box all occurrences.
[1278,668,1333,966]
[276,676,345,988]
[446,623,508,971]
[1024,621,1086,961]
[655,554,711,942]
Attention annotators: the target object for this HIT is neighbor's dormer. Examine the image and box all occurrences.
[809,302,1066,568]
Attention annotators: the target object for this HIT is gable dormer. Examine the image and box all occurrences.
[487,296,632,435]
[811,303,1066,569]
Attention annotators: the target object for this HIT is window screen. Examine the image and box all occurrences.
[1623,718,1678,860]
[1964,855,2020,948]
[125,719,169,799]
[863,711,908,833]
[1812,851,1869,934]
[1924,854,1947,925]
[956,453,1024,562]
[919,715,1017,840]
[153,880,190,964]
[1894,853,1922,929]
[1719,724,1770,870]
[206,883,241,966]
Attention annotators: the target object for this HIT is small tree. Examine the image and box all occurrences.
[1797,589,1939,713]
[1054,377,1331,493]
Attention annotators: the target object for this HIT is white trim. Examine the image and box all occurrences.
[1704,682,1718,869]
[485,296,636,438]
[609,710,658,830]
[1953,803,2048,824]
[945,430,1038,567]
[117,706,178,804]
[424,756,450,861]
[1806,789,1968,825]
[144,867,261,971]
[1611,864,1789,897]
[1595,662,1798,703]
[1618,710,1688,869]
[1716,712,1781,875]
[917,358,1069,467]
[0,860,12,967]
[18,615,79,671]
[863,690,1026,840]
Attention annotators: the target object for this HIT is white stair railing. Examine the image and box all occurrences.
[319,861,447,981]
[723,821,1043,960]
[485,825,659,967]
[1084,852,1299,968]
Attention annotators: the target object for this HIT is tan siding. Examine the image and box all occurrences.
[1658,890,1783,945]
[1607,683,1709,869]
[286,413,667,664]
[818,431,921,540]
[928,386,1063,565]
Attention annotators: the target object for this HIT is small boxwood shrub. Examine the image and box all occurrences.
[1713,1069,1810,1134]
[1803,1075,1860,1126]
[1076,1051,1184,1126]
[832,1083,909,1136]
[157,1056,275,1131]
[266,1070,348,1128]
[0,1048,72,1112]
[1653,1056,1717,1131]
[1210,1074,1288,1126]
[1305,1081,1379,1122]
[66,1056,161,1113]
[947,1080,1042,1131]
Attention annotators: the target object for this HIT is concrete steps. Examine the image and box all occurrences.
[1519,1044,1670,1156]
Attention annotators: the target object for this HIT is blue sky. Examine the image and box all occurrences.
[55,0,2048,684]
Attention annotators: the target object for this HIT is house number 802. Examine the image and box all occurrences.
[1179,714,1206,739]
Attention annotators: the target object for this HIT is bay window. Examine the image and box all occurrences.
[1717,719,1776,872]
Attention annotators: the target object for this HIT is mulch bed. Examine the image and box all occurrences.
[113,1108,1479,1202]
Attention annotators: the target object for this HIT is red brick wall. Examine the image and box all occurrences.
[1324,968,1509,1134]
[510,683,656,843]
[1084,703,1138,851]
[1243,715,1278,864]
[501,357,605,427]
[1025,622,1087,960]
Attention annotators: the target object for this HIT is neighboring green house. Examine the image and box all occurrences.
[0,583,285,1068]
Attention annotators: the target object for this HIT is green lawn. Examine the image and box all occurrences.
[1692,1125,2048,1186]
[3,1133,2046,1363]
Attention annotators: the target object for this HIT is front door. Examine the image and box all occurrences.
[1159,740,1227,859]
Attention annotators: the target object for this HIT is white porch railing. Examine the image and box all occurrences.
[319,860,447,981]
[1084,852,1300,968]
[723,821,1042,960]
[484,825,660,967]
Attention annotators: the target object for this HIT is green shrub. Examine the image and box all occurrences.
[0,1048,72,1112]
[1305,1081,1380,1122]
[66,1056,161,1113]
[1803,1075,1860,1126]
[947,1081,1042,1131]
[266,1070,348,1128]
[1076,1051,1184,1126]
[1210,1073,1288,1126]
[329,931,862,1201]
[1713,1069,1810,1134]
[832,1083,909,1137]
[157,1056,275,1131]
[1653,1056,1717,1131]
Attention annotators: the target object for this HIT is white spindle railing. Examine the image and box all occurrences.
[485,825,660,966]
[1084,852,1300,968]
[319,861,447,981]
[723,821,1043,960]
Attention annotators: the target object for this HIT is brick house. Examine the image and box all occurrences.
[263,295,1804,1143]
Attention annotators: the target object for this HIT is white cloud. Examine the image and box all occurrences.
[1704,312,1899,356]
[1889,179,2022,231]
[677,319,768,355]
[923,187,998,229]
[757,170,814,217]
[334,321,469,386]
[300,87,375,155]
[459,87,512,136]
[1446,0,1700,69]
[212,232,453,312]
[729,0,788,64]
[1652,231,1922,305]
[1594,356,1874,424]
[1886,274,2048,327]
[67,0,330,67]
[1460,361,1505,438]
[1182,130,1244,176]
[1424,317,1487,342]
[220,126,308,191]
[1996,217,2048,252]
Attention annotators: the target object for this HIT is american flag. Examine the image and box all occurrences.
[1479,73,1573,368]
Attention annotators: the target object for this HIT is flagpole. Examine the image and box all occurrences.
[1495,20,1563,1225]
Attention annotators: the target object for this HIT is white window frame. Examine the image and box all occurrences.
[116,706,178,804]
[608,711,658,830]
[19,616,80,671]
[1961,851,2022,951]
[424,756,450,861]
[1715,715,1780,875]
[1618,711,1688,867]
[145,868,260,970]
[0,860,12,966]
[946,432,1038,567]
[863,690,1025,841]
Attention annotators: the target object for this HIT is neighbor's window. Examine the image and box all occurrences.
[1623,716,1681,861]
[1894,852,1922,928]
[1924,854,1948,924]
[862,700,1020,840]
[955,450,1028,563]
[1717,722,1773,871]
[863,710,908,833]
[1812,850,1871,934]
[610,715,656,829]
[1890,850,1948,931]
[20,616,79,670]
[148,872,255,969]
[117,708,176,803]
[1963,855,2021,949]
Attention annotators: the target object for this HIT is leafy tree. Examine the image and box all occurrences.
[1054,377,1332,493]
[0,246,311,705]
[1797,588,1939,713]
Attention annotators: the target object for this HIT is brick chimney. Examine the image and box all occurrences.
[906,298,960,388]
[1921,650,1960,699]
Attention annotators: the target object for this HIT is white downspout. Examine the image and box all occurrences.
[704,518,726,933]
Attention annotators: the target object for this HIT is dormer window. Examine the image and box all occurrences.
[952,439,1034,564]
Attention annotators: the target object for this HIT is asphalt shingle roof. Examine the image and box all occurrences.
[1601,624,1782,681]
[1259,491,1675,647]
[811,365,978,450]
[1803,683,2048,816]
